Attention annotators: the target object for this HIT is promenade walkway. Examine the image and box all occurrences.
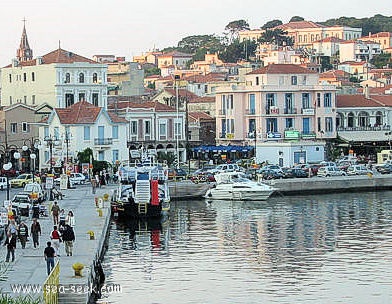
[0,183,115,303]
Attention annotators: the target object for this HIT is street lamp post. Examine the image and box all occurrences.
[0,147,22,201]
[22,138,42,176]
[44,135,59,174]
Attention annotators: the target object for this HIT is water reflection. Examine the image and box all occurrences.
[101,191,392,304]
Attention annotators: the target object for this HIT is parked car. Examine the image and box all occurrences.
[167,168,188,180]
[258,165,283,175]
[317,166,346,177]
[209,164,242,174]
[283,168,309,178]
[319,161,337,167]
[11,193,32,216]
[21,183,46,203]
[10,174,41,188]
[347,165,372,176]
[69,173,87,185]
[259,169,284,180]
[377,164,392,174]
[293,164,319,176]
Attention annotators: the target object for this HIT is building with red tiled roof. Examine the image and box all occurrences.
[360,32,392,50]
[319,70,351,87]
[156,51,193,75]
[107,100,187,162]
[312,36,345,57]
[273,21,361,49]
[1,26,108,110]
[336,92,392,146]
[41,100,128,170]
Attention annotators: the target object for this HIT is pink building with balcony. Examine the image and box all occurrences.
[215,64,337,166]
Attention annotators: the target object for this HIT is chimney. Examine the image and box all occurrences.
[369,32,372,37]
[12,58,19,67]
[36,56,43,65]
[364,84,370,99]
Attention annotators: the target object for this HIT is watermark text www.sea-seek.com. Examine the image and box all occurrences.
[10,283,122,295]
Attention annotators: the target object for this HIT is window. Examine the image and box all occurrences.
[266,93,276,107]
[302,93,310,109]
[145,121,151,135]
[9,74,12,83]
[291,76,297,85]
[249,94,255,114]
[112,150,119,163]
[302,76,307,85]
[174,120,181,139]
[159,120,167,140]
[286,118,294,129]
[221,95,226,115]
[23,73,27,82]
[317,93,321,107]
[32,72,35,82]
[324,93,332,107]
[204,85,208,93]
[84,126,90,140]
[248,119,256,135]
[256,76,259,86]
[79,73,84,83]
[112,126,119,139]
[221,119,226,137]
[131,121,137,135]
[32,95,35,105]
[54,127,60,138]
[318,117,321,132]
[228,95,234,109]
[79,93,85,101]
[92,93,98,106]
[24,96,27,104]
[65,73,70,83]
[98,151,104,161]
[22,122,29,133]
[93,73,98,83]
[11,123,17,133]
[266,118,277,133]
[9,96,12,105]
[325,117,333,132]
[44,127,49,138]
[65,94,74,107]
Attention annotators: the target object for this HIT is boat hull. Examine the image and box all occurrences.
[205,189,274,201]
[169,180,214,199]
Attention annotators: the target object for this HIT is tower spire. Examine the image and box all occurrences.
[16,17,33,62]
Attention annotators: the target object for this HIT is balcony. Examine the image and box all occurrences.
[265,106,279,115]
[301,108,315,115]
[94,138,113,145]
[337,125,391,132]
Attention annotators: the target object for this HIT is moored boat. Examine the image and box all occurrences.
[205,171,275,201]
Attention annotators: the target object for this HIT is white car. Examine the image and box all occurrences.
[347,165,372,175]
[317,166,346,177]
[21,183,46,203]
[55,173,86,185]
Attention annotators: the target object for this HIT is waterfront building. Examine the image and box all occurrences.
[215,64,337,166]
[336,88,392,155]
[39,101,128,171]
[107,101,187,164]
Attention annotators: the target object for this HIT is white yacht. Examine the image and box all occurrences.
[205,172,275,201]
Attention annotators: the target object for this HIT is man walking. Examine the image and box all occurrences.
[44,241,56,275]
[51,201,60,225]
[62,225,75,256]
[18,222,29,249]
[31,218,41,249]
[4,232,16,262]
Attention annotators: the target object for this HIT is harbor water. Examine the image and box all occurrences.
[100,191,392,304]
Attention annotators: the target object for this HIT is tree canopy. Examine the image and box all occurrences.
[259,29,293,46]
[261,19,283,30]
[289,16,305,22]
[224,19,250,42]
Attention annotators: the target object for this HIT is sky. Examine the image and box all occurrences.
[0,0,391,67]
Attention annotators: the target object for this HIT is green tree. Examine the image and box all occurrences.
[144,66,161,77]
[261,19,283,30]
[224,19,250,43]
[289,16,305,22]
[77,148,93,164]
[177,34,222,54]
[370,53,392,68]
[259,29,293,46]
[219,39,257,63]
[157,152,176,167]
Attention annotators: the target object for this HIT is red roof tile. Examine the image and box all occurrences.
[276,20,324,30]
[108,101,176,112]
[337,94,392,107]
[247,64,316,75]
[55,101,101,124]
[188,111,213,121]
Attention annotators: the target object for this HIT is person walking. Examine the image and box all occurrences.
[44,241,56,275]
[7,219,18,237]
[18,222,29,249]
[59,209,66,231]
[62,225,75,256]
[30,218,42,249]
[65,210,75,228]
[4,232,16,262]
[50,226,62,257]
[51,201,60,225]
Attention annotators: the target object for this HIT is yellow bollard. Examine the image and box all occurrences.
[97,209,103,217]
[367,172,373,178]
[87,230,95,240]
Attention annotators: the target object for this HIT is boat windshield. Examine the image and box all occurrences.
[232,176,250,183]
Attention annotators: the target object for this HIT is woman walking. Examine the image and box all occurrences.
[50,226,62,257]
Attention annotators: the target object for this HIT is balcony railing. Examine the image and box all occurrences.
[265,106,279,115]
[284,108,297,114]
[301,108,315,115]
[94,138,113,145]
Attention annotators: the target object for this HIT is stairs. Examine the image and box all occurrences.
[134,180,151,204]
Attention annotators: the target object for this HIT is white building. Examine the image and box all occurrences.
[39,101,128,171]
[339,40,382,63]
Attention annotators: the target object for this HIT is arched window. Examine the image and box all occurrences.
[375,111,383,126]
[336,113,344,128]
[79,73,84,83]
[358,111,369,127]
[65,73,70,83]
[93,73,98,83]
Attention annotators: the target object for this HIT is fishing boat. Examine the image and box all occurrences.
[205,171,275,201]
[111,151,170,218]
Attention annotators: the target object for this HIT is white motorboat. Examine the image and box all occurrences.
[205,172,275,201]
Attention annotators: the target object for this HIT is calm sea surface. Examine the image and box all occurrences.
[100,191,392,304]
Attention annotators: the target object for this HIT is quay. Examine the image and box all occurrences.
[267,173,392,196]
[0,183,115,304]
